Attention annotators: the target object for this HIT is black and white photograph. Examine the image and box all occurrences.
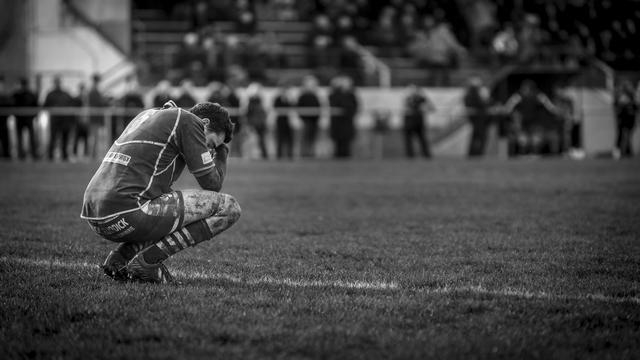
[0,0,639,359]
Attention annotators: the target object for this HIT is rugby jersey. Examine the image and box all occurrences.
[81,105,215,220]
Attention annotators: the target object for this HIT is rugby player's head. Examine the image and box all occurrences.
[189,102,234,145]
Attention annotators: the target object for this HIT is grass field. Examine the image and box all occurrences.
[1,158,639,359]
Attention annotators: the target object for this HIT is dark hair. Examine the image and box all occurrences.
[189,102,234,143]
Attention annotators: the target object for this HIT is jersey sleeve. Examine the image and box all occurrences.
[175,112,215,177]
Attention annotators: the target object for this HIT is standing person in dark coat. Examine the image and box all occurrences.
[13,77,40,160]
[0,76,12,159]
[403,84,435,158]
[245,82,268,159]
[72,83,90,158]
[273,83,294,159]
[206,82,226,105]
[175,79,197,109]
[328,76,359,158]
[116,75,145,138]
[613,80,638,158]
[152,80,173,108]
[464,77,491,157]
[87,74,110,156]
[551,85,575,155]
[44,76,75,161]
[224,83,243,157]
[296,75,322,158]
[504,80,556,156]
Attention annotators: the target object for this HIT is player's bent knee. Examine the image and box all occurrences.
[224,195,241,224]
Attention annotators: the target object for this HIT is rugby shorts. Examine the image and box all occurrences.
[87,191,185,244]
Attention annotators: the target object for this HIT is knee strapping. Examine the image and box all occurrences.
[185,219,214,244]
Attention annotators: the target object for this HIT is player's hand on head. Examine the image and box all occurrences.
[214,143,229,159]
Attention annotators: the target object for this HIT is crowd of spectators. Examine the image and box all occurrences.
[134,0,640,90]
[0,73,364,161]
[481,0,640,70]
[0,71,637,162]
[166,27,286,87]
[308,0,469,85]
[135,0,472,87]
[0,74,145,162]
[461,75,585,158]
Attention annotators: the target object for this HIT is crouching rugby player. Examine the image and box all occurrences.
[80,101,241,283]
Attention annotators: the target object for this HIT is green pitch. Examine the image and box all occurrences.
[1,159,639,359]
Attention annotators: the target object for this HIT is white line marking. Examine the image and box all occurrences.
[175,269,399,290]
[0,256,398,290]
[1,256,638,304]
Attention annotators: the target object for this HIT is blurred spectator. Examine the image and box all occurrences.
[464,77,492,157]
[398,7,418,45]
[460,0,497,57]
[225,83,243,157]
[408,16,466,86]
[328,76,359,158]
[273,0,298,21]
[516,14,545,64]
[334,15,355,43]
[72,83,89,159]
[504,80,556,156]
[372,6,399,56]
[613,80,638,158]
[118,75,145,129]
[561,34,586,68]
[296,75,322,158]
[403,84,435,158]
[235,0,257,34]
[245,82,268,159]
[44,76,75,161]
[237,10,256,34]
[245,34,268,82]
[201,33,222,80]
[225,64,249,87]
[173,32,206,83]
[491,23,519,65]
[206,81,226,104]
[175,79,197,109]
[222,35,246,73]
[193,0,210,29]
[152,80,172,108]
[338,36,364,85]
[273,83,295,160]
[12,77,39,160]
[551,84,577,156]
[86,74,110,153]
[371,109,391,159]
[261,32,287,68]
[187,61,209,87]
[309,14,336,68]
[0,76,12,159]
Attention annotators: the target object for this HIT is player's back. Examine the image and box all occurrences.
[81,108,187,220]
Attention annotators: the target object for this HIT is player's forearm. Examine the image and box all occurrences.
[195,145,228,192]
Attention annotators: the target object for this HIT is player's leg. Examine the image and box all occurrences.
[92,191,188,280]
[126,189,241,282]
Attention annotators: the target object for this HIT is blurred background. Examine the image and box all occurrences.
[0,0,639,161]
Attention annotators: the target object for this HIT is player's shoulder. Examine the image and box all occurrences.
[176,108,205,127]
[149,107,196,124]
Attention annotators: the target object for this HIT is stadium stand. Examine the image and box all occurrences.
[0,0,638,161]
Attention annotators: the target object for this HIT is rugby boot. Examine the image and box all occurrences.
[126,254,174,284]
[101,250,129,281]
